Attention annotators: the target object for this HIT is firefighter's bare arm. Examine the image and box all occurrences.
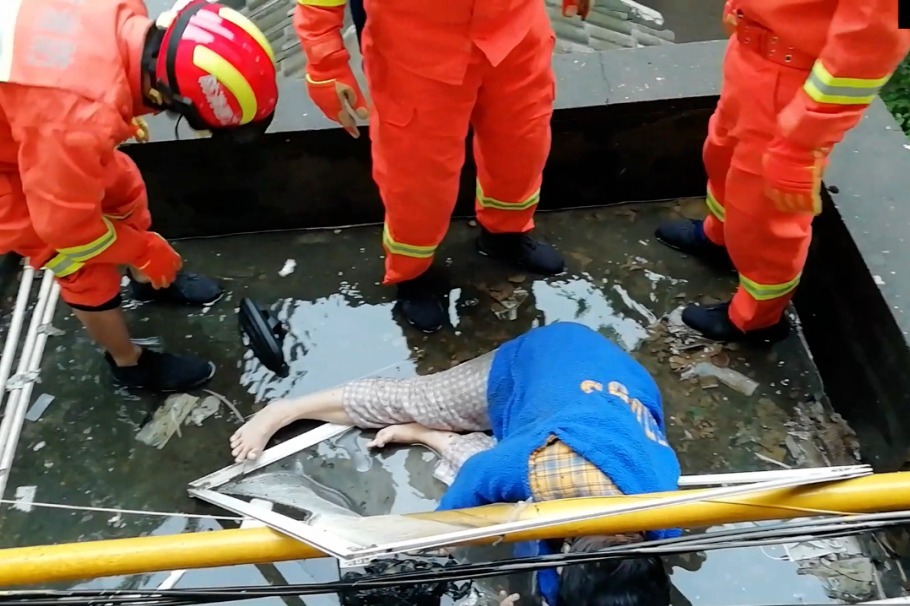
[293,0,368,138]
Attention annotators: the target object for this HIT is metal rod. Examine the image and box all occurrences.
[3,471,906,588]
[0,261,34,411]
[677,465,871,487]
[189,423,352,490]
[191,465,871,562]
[0,272,59,501]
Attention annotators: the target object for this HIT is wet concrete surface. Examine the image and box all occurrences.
[0,200,896,604]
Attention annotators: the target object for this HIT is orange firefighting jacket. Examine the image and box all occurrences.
[293,0,550,86]
[734,0,910,150]
[0,0,153,275]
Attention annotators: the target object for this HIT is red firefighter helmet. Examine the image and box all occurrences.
[149,0,278,137]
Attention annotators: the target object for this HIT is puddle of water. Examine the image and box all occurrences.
[0,200,895,603]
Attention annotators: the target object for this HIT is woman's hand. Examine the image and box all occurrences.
[499,591,521,606]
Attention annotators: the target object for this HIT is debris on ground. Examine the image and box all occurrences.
[781,536,882,602]
[202,389,246,423]
[12,485,36,512]
[785,399,862,466]
[620,254,649,272]
[682,362,759,396]
[25,393,54,422]
[188,396,221,426]
[136,393,225,449]
[486,282,529,321]
[278,259,297,277]
[39,324,65,337]
[646,306,759,395]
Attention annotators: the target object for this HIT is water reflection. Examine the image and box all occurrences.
[240,295,415,403]
[533,277,654,350]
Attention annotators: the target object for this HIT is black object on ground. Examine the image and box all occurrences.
[238,297,289,377]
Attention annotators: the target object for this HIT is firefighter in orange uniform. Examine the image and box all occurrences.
[0,0,278,391]
[655,0,910,343]
[294,0,592,333]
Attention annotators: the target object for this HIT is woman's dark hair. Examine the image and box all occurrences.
[557,555,671,606]
[338,558,468,606]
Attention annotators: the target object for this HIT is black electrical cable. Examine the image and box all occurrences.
[0,525,895,606]
[2,514,907,606]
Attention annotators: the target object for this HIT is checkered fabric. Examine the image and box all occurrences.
[529,436,623,500]
[342,350,495,430]
[342,351,496,485]
[341,350,621,498]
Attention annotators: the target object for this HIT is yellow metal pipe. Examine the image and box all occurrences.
[2,472,910,587]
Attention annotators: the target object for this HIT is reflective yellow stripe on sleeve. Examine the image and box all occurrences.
[297,0,346,6]
[705,186,724,222]
[382,224,436,259]
[42,217,117,278]
[739,272,801,301]
[803,61,891,106]
[43,255,84,278]
[103,210,134,221]
[475,181,540,212]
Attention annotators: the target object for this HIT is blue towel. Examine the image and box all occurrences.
[435,322,682,605]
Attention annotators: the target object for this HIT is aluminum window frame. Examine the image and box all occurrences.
[189,423,872,566]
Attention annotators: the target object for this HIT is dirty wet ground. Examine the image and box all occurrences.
[0,200,900,604]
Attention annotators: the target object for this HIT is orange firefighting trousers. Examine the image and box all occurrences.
[0,151,151,308]
[701,36,815,331]
[365,19,556,285]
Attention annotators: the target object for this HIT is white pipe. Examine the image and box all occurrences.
[155,569,186,591]
[678,465,872,487]
[0,269,53,455]
[0,272,59,501]
[0,262,35,408]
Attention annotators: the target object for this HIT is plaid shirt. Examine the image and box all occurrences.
[528,435,623,501]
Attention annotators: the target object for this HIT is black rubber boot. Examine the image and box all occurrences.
[655,219,733,270]
[129,272,224,306]
[476,229,565,275]
[681,301,790,344]
[396,271,447,334]
[106,349,216,392]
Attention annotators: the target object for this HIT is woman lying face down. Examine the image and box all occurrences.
[231,322,681,606]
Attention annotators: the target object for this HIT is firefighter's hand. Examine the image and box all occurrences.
[762,139,827,216]
[722,0,737,36]
[133,232,182,289]
[562,0,593,19]
[305,65,369,138]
